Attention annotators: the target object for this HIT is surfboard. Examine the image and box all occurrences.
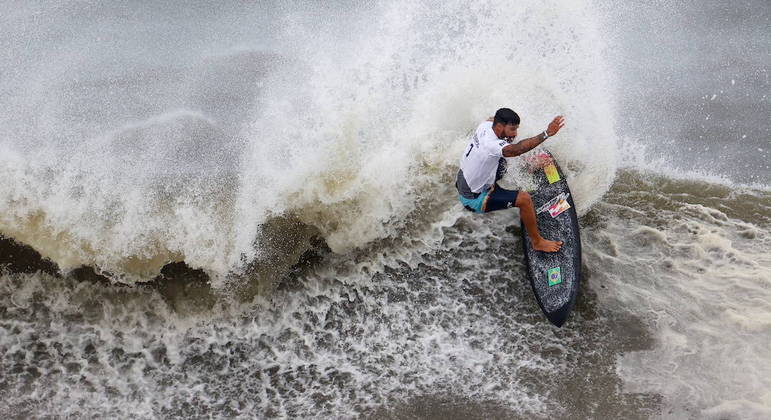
[519,149,581,327]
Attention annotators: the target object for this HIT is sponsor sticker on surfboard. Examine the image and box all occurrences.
[547,198,570,217]
[537,192,571,217]
[547,267,562,286]
[544,164,561,184]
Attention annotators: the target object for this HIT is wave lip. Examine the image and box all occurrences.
[0,109,244,283]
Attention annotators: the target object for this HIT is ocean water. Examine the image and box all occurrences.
[0,1,769,419]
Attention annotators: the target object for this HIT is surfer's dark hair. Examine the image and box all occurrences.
[493,108,520,126]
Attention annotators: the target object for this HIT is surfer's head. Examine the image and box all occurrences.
[492,108,520,139]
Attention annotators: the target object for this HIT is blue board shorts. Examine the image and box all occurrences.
[459,184,519,213]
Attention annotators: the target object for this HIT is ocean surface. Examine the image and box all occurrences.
[1,1,769,419]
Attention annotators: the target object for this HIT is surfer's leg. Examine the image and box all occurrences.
[515,191,563,253]
[484,186,561,252]
[481,184,517,213]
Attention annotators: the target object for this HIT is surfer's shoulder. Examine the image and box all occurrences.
[476,120,493,132]
[474,121,495,141]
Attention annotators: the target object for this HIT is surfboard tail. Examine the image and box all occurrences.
[546,303,574,327]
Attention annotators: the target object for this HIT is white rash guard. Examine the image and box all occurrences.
[459,121,508,193]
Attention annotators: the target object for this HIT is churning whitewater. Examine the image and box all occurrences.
[0,0,616,284]
[1,0,769,419]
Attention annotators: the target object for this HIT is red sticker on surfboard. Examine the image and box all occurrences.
[537,193,571,218]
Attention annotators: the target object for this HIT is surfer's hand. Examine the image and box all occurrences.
[546,116,565,137]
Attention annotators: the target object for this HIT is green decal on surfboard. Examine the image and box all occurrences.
[544,164,561,184]
[547,267,562,286]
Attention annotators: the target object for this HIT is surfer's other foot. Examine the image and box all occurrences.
[533,238,562,253]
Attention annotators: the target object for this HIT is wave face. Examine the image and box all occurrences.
[0,0,616,283]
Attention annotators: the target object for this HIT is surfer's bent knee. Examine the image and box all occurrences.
[515,191,532,208]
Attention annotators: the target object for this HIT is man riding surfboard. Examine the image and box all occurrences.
[456,108,565,253]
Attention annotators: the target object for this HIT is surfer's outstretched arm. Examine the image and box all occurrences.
[502,116,565,158]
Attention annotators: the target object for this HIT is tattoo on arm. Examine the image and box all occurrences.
[502,132,547,158]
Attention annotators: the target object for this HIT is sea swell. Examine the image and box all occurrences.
[2,1,769,419]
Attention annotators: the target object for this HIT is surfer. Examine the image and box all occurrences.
[456,108,565,253]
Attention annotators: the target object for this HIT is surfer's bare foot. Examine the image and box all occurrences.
[533,237,563,253]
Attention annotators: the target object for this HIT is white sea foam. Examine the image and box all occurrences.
[585,183,771,419]
[0,0,617,283]
[2,1,768,419]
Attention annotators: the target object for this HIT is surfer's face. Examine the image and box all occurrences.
[502,123,519,139]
